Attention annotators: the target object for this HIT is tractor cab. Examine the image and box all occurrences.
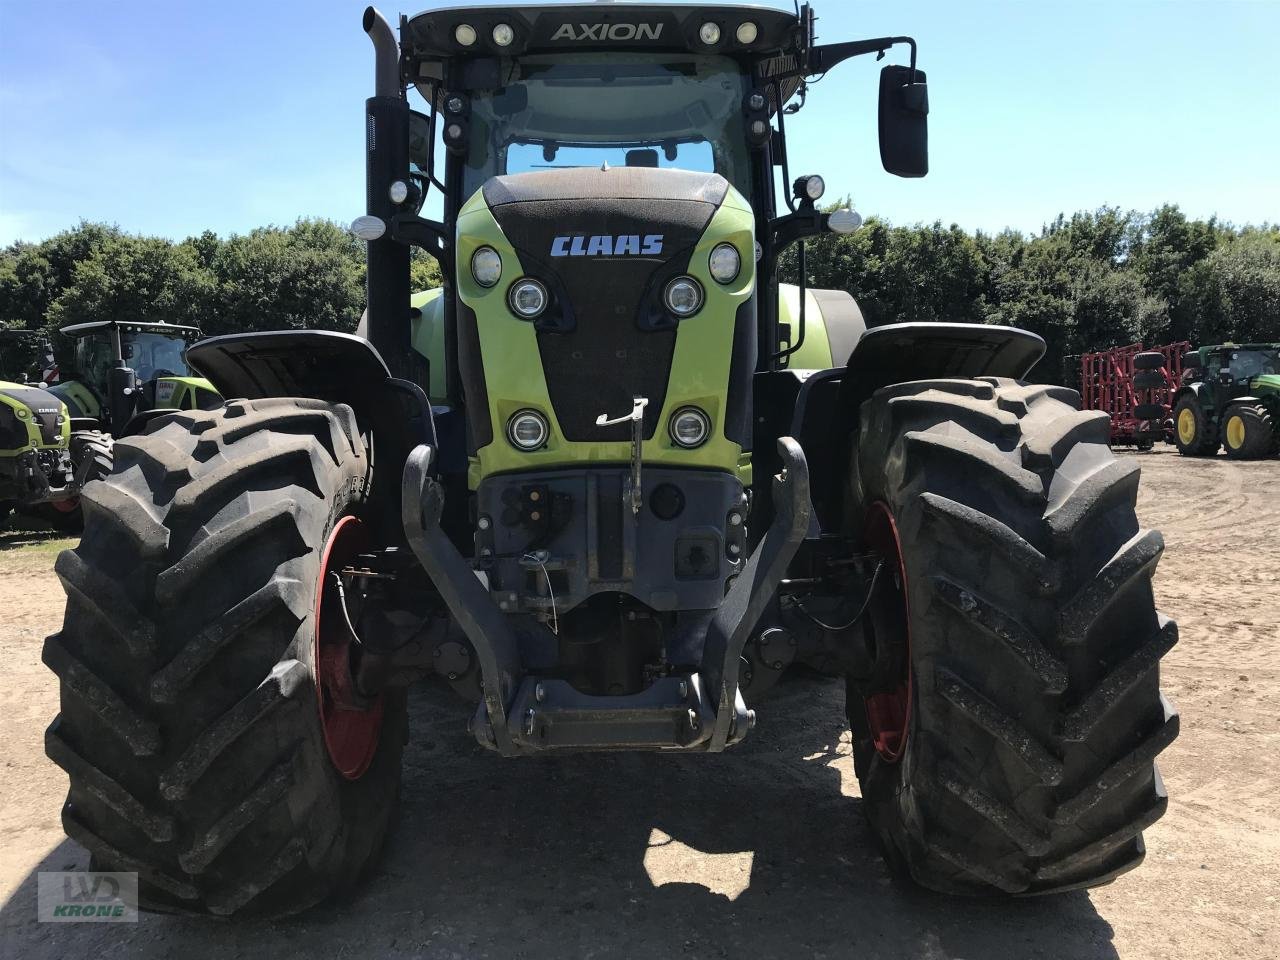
[54,320,219,429]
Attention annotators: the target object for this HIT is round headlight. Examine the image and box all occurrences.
[508,278,548,318]
[699,22,721,45]
[507,410,549,450]
[747,91,766,112]
[708,243,741,284]
[669,407,711,449]
[388,180,409,204]
[664,276,704,317]
[471,246,502,287]
[492,23,514,46]
[736,21,759,44]
[454,24,477,47]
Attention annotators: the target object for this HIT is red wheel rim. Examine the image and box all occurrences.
[862,501,912,764]
[314,515,384,780]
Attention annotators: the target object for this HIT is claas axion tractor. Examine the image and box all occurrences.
[1,321,220,528]
[46,3,1180,916]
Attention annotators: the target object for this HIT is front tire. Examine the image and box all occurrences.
[1221,404,1277,460]
[846,378,1178,895]
[44,397,404,917]
[1172,395,1219,456]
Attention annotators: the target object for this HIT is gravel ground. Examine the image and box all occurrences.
[0,444,1276,959]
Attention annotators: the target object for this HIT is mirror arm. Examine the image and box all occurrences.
[808,36,918,82]
[390,213,454,277]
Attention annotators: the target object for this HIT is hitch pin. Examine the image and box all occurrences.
[595,397,648,515]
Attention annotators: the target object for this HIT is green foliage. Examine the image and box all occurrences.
[0,206,1274,385]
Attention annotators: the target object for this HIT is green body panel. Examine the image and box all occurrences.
[152,375,219,411]
[49,375,217,424]
[410,288,449,404]
[1248,373,1280,398]
[452,185,756,488]
[48,380,100,419]
[777,282,835,370]
[0,380,70,456]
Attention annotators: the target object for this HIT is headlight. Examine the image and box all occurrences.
[454,24,477,47]
[736,21,759,44]
[699,22,721,45]
[471,246,502,287]
[492,23,514,46]
[708,243,741,284]
[794,174,826,202]
[508,278,548,318]
[669,407,711,449]
[388,180,409,204]
[507,410,549,450]
[664,276,704,317]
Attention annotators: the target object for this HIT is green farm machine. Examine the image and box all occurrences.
[1172,343,1280,459]
[1,320,220,528]
[46,3,1179,916]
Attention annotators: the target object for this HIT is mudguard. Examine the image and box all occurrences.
[187,329,435,448]
[188,330,439,541]
[777,322,1046,532]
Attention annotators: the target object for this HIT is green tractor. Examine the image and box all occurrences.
[0,378,76,524]
[46,3,1178,916]
[1172,343,1280,459]
[24,320,222,528]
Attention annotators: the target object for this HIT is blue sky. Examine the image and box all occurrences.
[1,0,1277,246]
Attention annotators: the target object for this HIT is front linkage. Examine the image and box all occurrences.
[400,438,810,754]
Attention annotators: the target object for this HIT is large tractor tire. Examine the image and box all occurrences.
[44,397,405,917]
[1221,404,1278,460]
[1172,394,1219,456]
[846,378,1178,895]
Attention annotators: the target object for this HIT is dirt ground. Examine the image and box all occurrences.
[0,445,1276,960]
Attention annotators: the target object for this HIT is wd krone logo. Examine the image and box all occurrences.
[552,235,664,257]
[551,23,664,42]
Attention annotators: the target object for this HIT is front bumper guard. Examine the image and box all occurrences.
[401,439,811,755]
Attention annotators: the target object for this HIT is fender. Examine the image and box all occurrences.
[777,322,1046,532]
[187,330,440,540]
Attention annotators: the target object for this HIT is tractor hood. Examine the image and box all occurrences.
[453,165,756,484]
[479,167,731,444]
[0,381,67,449]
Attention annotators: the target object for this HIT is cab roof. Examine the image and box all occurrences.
[404,3,803,61]
[59,320,202,340]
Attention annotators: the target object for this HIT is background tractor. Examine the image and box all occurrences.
[1172,343,1280,459]
[46,2,1178,916]
[21,320,222,528]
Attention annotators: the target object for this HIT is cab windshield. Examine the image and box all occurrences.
[1227,349,1279,380]
[462,53,751,199]
[75,331,193,388]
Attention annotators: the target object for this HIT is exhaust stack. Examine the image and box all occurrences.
[361,7,412,380]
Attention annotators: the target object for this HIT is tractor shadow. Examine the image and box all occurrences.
[0,676,1118,960]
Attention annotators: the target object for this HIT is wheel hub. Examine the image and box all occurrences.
[1226,414,1245,450]
[1177,407,1196,444]
[862,501,911,764]
[314,515,384,780]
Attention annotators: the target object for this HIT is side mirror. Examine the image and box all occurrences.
[408,110,432,172]
[878,65,929,178]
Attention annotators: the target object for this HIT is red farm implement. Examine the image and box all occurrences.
[1079,342,1191,448]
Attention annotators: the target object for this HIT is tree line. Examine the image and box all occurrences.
[1,206,1276,384]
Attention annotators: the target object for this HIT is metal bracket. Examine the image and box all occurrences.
[699,437,812,751]
[401,444,522,754]
[595,396,648,515]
